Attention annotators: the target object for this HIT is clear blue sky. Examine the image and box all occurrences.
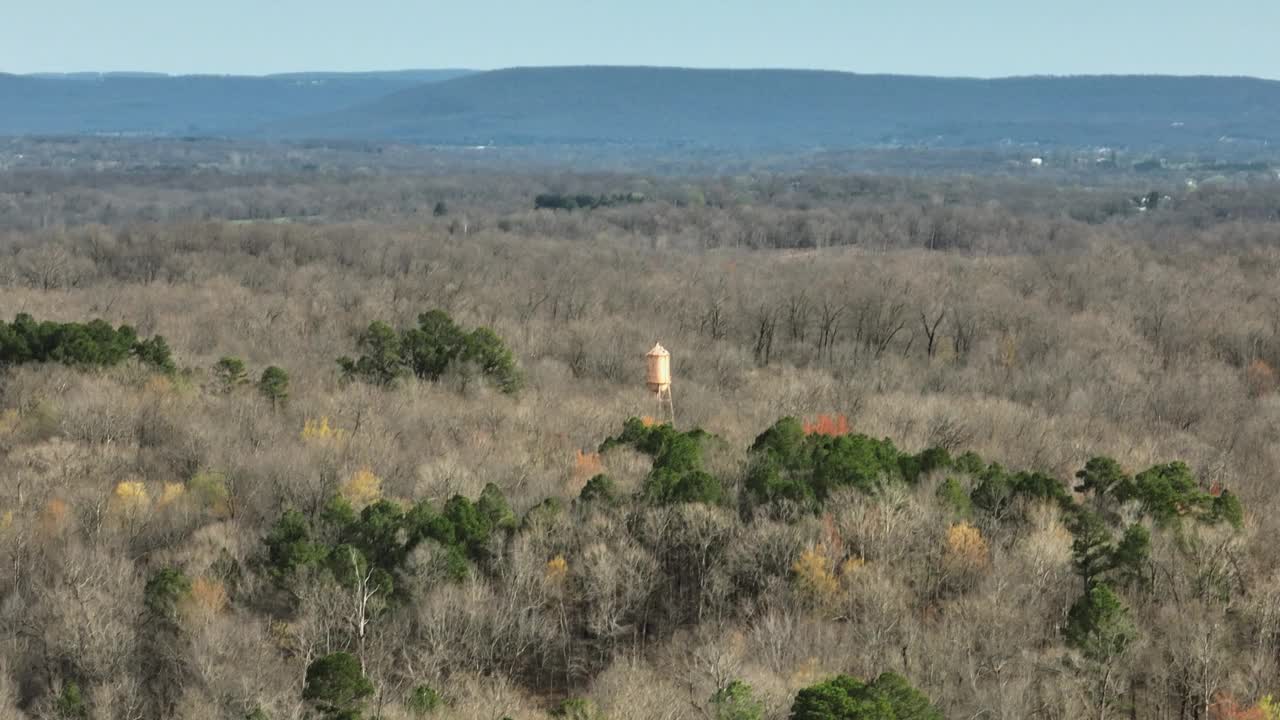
[6,0,1279,78]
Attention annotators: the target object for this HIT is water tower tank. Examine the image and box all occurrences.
[645,343,671,393]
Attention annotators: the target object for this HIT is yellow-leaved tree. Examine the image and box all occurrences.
[341,469,383,510]
[546,554,568,580]
[1261,695,1280,720]
[110,481,151,516]
[158,482,186,508]
[180,576,229,624]
[302,416,347,445]
[945,522,990,570]
[793,544,839,603]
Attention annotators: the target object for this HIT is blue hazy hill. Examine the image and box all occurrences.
[4,66,1278,153]
[278,66,1280,151]
[0,70,472,136]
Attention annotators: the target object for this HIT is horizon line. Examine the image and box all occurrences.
[4,65,1279,83]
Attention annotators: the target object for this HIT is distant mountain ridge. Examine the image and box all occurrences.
[0,70,473,136]
[3,66,1279,153]
[277,66,1280,151]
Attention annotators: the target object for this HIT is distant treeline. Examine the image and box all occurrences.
[534,192,646,211]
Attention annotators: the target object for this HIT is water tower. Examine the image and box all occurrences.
[645,343,675,425]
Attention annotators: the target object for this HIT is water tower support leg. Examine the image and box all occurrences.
[656,386,675,426]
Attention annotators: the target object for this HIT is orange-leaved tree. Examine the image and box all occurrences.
[803,414,850,437]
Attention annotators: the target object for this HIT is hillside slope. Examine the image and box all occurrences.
[277,66,1280,151]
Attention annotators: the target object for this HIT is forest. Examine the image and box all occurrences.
[2,163,1280,720]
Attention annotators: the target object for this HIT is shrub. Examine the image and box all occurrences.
[263,483,516,597]
[578,474,617,505]
[712,680,764,720]
[790,672,941,720]
[461,326,523,393]
[0,313,173,372]
[935,478,972,518]
[54,682,88,719]
[971,464,1070,517]
[750,416,807,461]
[262,509,328,580]
[478,482,518,531]
[551,697,601,719]
[1129,462,1213,526]
[1213,491,1245,529]
[407,685,443,715]
[257,366,289,408]
[338,311,522,394]
[144,567,192,620]
[339,321,405,387]
[523,497,566,528]
[603,418,725,506]
[746,418,917,507]
[132,335,176,373]
[303,652,374,719]
[1074,456,1132,498]
[189,470,231,517]
[1063,583,1136,663]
